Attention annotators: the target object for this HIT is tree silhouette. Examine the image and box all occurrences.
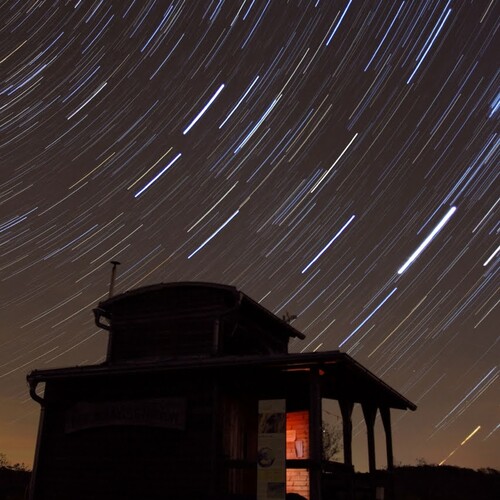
[322,422,342,461]
[0,451,28,472]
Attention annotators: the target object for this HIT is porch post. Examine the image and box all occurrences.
[380,406,394,470]
[338,399,354,468]
[362,403,377,473]
[309,367,322,500]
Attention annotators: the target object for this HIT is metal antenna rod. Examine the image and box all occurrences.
[108,260,121,298]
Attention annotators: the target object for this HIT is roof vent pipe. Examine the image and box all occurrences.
[108,260,121,298]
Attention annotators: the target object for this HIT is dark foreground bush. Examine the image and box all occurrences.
[0,465,30,500]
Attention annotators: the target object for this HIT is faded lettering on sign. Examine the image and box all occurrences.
[65,398,186,433]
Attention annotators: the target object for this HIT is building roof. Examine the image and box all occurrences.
[27,282,416,411]
[95,281,305,340]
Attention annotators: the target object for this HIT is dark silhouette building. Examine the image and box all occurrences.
[27,282,416,500]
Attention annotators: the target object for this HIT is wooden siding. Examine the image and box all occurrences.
[32,375,215,500]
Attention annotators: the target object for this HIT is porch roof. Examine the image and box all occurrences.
[28,350,416,411]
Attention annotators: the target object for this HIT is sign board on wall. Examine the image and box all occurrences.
[257,399,286,500]
[65,398,186,433]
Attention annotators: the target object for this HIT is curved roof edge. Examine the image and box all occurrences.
[97,281,305,340]
[99,281,238,307]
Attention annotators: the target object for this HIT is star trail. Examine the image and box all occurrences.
[0,1,498,471]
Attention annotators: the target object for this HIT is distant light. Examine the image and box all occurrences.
[460,425,481,446]
[439,425,481,465]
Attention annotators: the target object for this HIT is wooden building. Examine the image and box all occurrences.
[27,282,416,500]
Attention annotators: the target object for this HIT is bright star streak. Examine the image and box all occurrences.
[397,206,457,275]
[188,182,239,232]
[219,76,259,128]
[325,0,352,46]
[183,83,225,135]
[472,197,499,232]
[134,153,182,198]
[188,210,239,259]
[407,7,452,84]
[310,133,358,192]
[127,148,172,190]
[483,245,499,266]
[302,215,355,273]
[339,287,398,348]
[434,367,497,431]
[364,2,405,71]
[0,39,27,65]
[67,81,107,119]
[234,95,280,153]
[483,424,499,441]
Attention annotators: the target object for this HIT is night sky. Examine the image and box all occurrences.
[1,1,498,471]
